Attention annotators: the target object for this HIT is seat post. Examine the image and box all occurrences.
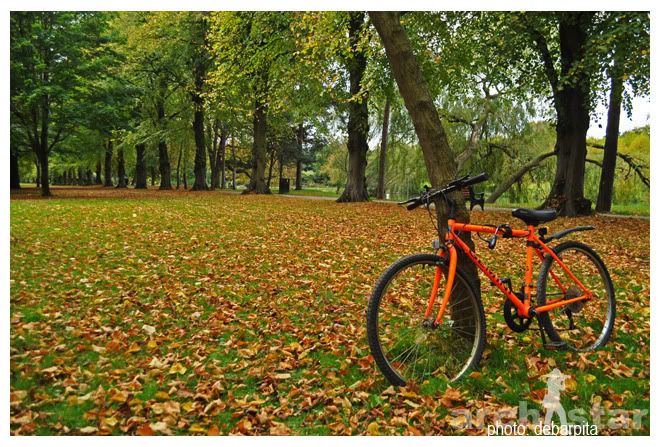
[523,224,536,313]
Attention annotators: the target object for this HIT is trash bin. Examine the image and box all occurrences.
[279,178,290,194]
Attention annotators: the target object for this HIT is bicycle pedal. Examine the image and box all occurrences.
[544,341,568,351]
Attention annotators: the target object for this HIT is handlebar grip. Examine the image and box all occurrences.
[406,200,422,211]
[463,172,489,187]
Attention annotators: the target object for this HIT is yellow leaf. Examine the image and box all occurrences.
[169,363,187,375]
[367,421,380,435]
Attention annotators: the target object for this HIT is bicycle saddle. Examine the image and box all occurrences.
[511,208,557,226]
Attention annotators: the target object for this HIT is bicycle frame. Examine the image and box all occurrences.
[424,219,593,325]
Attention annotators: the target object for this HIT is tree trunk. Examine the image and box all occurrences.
[370,11,481,314]
[116,147,127,188]
[183,150,188,190]
[538,13,594,216]
[191,94,208,190]
[219,131,227,189]
[37,151,50,196]
[10,149,20,189]
[176,144,182,190]
[95,159,102,185]
[35,159,41,188]
[337,12,370,203]
[231,137,237,190]
[104,139,113,187]
[295,123,304,190]
[209,121,219,189]
[246,96,269,194]
[267,146,276,191]
[135,143,147,189]
[155,93,172,190]
[376,95,391,200]
[596,66,623,213]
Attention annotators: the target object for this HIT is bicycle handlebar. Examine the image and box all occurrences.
[398,172,489,211]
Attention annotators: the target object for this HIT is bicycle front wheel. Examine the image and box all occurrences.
[537,241,615,351]
[366,253,486,386]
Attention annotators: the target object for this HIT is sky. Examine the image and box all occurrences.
[588,95,650,138]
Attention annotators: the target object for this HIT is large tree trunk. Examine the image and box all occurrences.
[337,12,370,203]
[596,65,623,213]
[104,139,113,187]
[370,12,481,315]
[537,13,594,216]
[155,94,172,190]
[35,159,41,188]
[116,147,127,188]
[246,96,269,194]
[376,95,391,200]
[10,149,20,189]
[135,143,147,189]
[191,95,207,191]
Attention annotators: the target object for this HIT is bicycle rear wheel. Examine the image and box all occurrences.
[366,253,486,386]
[537,241,615,351]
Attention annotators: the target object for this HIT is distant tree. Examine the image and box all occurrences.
[10,12,107,196]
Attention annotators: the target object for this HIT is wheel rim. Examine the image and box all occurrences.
[543,247,613,350]
[376,260,481,383]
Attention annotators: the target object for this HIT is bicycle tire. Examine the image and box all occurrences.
[366,253,486,386]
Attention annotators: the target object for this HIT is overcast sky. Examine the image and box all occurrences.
[588,96,650,138]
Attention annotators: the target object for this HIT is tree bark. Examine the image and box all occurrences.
[116,147,127,188]
[295,123,304,190]
[267,145,276,191]
[95,159,102,185]
[219,131,227,189]
[529,13,594,216]
[10,149,21,189]
[35,159,41,188]
[191,91,207,190]
[337,12,370,203]
[135,143,147,189]
[596,65,623,213]
[370,12,481,312]
[246,96,269,194]
[155,92,172,190]
[231,137,237,190]
[376,95,391,200]
[104,139,113,187]
[176,144,182,190]
[37,151,50,196]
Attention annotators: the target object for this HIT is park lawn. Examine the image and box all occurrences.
[10,188,650,435]
[286,187,340,198]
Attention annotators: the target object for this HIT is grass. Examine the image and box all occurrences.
[10,187,650,435]
[286,186,340,198]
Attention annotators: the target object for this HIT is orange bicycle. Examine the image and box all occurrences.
[367,173,615,385]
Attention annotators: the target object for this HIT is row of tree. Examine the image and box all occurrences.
[10,11,649,216]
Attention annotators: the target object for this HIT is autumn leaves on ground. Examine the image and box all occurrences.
[10,188,650,435]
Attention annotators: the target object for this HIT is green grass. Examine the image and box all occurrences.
[10,189,650,435]
[286,186,340,198]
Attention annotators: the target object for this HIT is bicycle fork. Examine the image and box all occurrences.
[423,244,458,327]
